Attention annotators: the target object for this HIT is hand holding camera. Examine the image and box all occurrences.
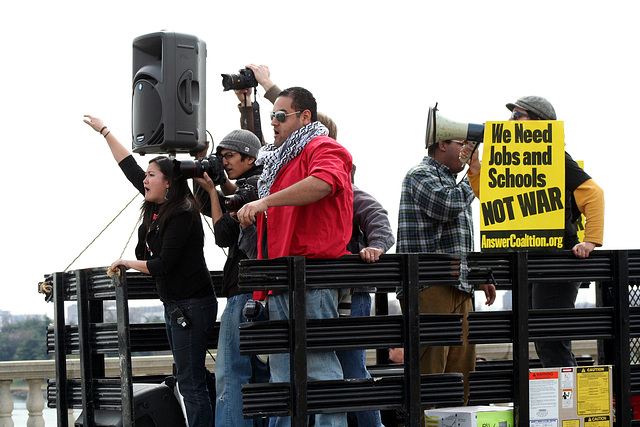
[193,172,219,195]
[245,64,275,92]
[224,177,259,211]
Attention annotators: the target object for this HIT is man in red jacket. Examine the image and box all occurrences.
[237,86,353,427]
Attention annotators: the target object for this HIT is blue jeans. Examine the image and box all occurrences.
[216,293,270,427]
[164,294,218,427]
[335,292,383,427]
[268,289,347,427]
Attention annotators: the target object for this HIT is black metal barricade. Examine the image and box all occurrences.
[45,250,640,426]
[237,254,464,426]
[236,250,640,427]
[46,267,222,427]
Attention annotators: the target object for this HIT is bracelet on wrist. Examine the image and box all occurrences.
[103,131,111,138]
[99,126,107,135]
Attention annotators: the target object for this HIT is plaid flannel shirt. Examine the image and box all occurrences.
[396,156,476,293]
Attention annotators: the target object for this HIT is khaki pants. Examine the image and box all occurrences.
[402,286,476,427]
[417,285,475,401]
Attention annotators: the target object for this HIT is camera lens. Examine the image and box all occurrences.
[221,69,258,91]
[224,194,243,211]
[173,159,197,180]
[221,74,240,91]
[195,159,208,178]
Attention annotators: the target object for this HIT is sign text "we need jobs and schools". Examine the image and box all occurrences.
[479,121,565,251]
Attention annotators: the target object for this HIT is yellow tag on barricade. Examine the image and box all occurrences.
[479,120,565,252]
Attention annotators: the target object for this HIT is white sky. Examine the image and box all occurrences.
[2,0,638,316]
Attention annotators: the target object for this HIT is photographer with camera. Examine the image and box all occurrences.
[83,115,217,427]
[192,129,268,427]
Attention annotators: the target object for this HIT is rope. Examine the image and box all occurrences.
[54,178,228,297]
[202,213,215,235]
[38,281,52,295]
[200,212,228,258]
[63,192,140,272]
[192,175,228,258]
[119,210,143,260]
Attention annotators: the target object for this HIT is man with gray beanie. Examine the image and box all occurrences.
[194,129,268,427]
[467,95,605,368]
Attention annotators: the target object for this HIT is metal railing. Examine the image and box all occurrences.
[44,250,640,426]
[46,267,221,426]
[235,250,640,426]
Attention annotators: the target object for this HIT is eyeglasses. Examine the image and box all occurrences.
[270,110,301,123]
[511,110,530,120]
[219,151,237,160]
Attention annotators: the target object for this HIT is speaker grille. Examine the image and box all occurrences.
[132,80,163,151]
[141,123,164,148]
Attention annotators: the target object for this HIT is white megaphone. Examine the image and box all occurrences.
[425,103,485,164]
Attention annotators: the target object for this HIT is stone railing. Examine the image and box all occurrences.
[1,358,67,427]
[0,354,215,427]
[0,341,598,426]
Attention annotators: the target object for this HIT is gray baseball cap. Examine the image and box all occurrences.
[216,129,261,158]
[506,96,557,120]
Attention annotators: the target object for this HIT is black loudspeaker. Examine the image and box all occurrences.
[74,383,187,427]
[132,31,206,156]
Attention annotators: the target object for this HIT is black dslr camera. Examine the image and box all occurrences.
[221,68,258,91]
[243,299,268,322]
[223,177,259,211]
[172,154,227,185]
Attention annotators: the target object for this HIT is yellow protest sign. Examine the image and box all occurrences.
[479,121,565,252]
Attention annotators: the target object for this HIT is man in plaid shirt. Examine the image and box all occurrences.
[397,136,495,408]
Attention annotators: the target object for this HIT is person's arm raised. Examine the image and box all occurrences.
[83,115,130,164]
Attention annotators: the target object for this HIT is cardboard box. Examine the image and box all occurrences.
[424,405,513,427]
[529,365,613,427]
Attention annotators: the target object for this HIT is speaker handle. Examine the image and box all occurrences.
[177,70,194,114]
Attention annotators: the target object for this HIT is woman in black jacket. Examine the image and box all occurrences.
[84,115,217,427]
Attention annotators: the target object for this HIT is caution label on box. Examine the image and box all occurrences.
[576,367,610,416]
[583,415,611,426]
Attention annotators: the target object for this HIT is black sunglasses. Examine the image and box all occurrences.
[511,110,530,120]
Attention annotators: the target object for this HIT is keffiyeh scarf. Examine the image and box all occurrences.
[255,121,329,199]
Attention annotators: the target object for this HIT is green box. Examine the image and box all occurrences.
[424,405,513,427]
